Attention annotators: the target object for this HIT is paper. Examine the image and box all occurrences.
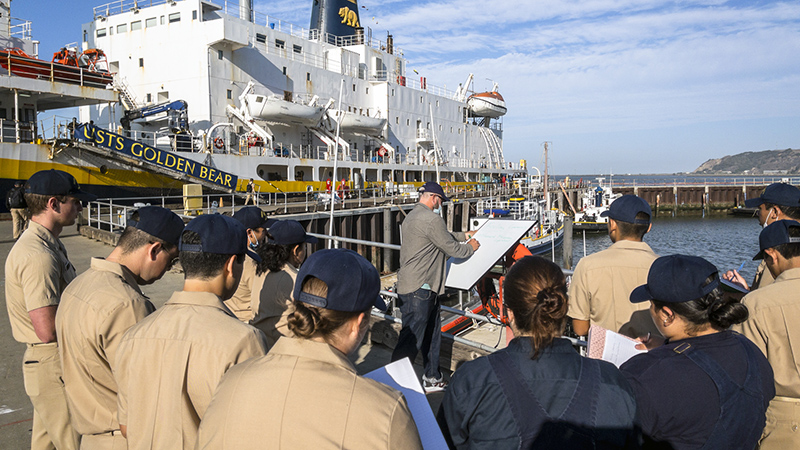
[587,325,647,367]
[364,358,448,449]
[444,219,536,290]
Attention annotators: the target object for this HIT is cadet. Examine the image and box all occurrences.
[114,214,267,450]
[4,169,96,450]
[197,249,423,450]
[250,219,317,347]
[569,194,660,339]
[724,183,800,290]
[225,206,275,321]
[732,220,800,449]
[6,179,28,239]
[56,206,184,449]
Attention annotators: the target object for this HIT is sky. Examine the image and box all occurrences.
[12,0,800,174]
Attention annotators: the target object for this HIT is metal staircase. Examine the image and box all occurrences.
[478,127,504,169]
[113,75,139,111]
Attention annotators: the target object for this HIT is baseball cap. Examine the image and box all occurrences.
[179,214,260,262]
[744,183,800,208]
[630,255,719,303]
[418,181,449,202]
[267,220,318,246]
[26,169,97,202]
[127,206,185,247]
[232,206,276,230]
[753,220,800,260]
[293,248,386,312]
[601,195,651,224]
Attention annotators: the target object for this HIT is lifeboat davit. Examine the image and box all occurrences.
[245,94,326,126]
[327,110,387,135]
[467,91,507,118]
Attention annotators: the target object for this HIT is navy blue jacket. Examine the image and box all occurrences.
[438,337,639,449]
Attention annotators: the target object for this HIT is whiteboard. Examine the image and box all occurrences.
[444,219,537,290]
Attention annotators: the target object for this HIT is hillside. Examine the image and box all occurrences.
[693,148,800,174]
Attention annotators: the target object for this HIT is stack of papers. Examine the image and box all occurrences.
[587,325,647,367]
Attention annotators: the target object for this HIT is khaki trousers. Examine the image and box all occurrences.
[80,433,126,450]
[23,343,80,450]
[759,396,800,449]
[11,207,28,239]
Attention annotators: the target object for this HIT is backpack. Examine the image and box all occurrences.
[6,186,26,209]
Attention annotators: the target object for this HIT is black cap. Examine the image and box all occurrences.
[232,206,276,230]
[418,181,449,202]
[26,169,97,202]
[293,249,386,312]
[754,220,800,260]
[128,206,185,247]
[267,220,318,246]
[179,214,260,262]
[744,183,800,208]
[630,255,719,304]
[601,195,651,224]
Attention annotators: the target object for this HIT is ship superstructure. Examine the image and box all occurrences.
[81,0,519,192]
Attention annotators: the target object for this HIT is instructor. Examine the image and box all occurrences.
[391,182,479,392]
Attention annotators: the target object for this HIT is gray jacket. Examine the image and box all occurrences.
[396,203,475,295]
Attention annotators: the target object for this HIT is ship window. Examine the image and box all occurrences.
[450,127,453,133]
[275,39,285,49]
[192,10,197,20]
[427,122,430,129]
[391,89,395,96]
[146,18,157,28]
[436,100,439,107]
[366,88,369,94]
[117,24,127,33]
[146,93,152,103]
[96,28,107,38]
[420,96,423,103]
[131,21,142,31]
[282,67,287,75]
[255,96,264,103]
[396,117,399,124]
[306,72,310,81]
[256,33,266,43]
[83,30,87,42]
[161,16,165,25]
[139,58,144,67]
[406,119,410,126]
[109,27,114,35]
[439,125,443,131]
[352,84,356,92]
[227,90,232,99]
[169,13,180,23]
[293,44,302,54]
[458,129,461,135]
[218,50,223,60]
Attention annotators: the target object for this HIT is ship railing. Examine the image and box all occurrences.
[0,119,35,143]
[10,18,33,40]
[0,51,114,89]
[550,176,800,188]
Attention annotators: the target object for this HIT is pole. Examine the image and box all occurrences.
[429,104,440,181]
[563,218,573,270]
[328,78,345,247]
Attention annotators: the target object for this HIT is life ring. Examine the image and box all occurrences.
[213,137,224,149]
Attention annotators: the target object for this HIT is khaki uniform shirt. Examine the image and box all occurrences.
[197,337,423,450]
[250,263,297,348]
[568,240,660,338]
[752,259,775,290]
[733,267,800,399]
[223,257,257,322]
[115,291,267,450]
[56,257,155,435]
[5,221,77,344]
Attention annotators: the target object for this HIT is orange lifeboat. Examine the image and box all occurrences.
[467,90,507,118]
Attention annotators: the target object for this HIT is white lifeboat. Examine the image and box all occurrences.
[327,110,387,135]
[245,94,326,126]
[467,90,507,118]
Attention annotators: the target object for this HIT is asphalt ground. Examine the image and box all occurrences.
[0,219,444,447]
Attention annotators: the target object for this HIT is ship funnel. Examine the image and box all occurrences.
[386,34,393,54]
[310,0,362,44]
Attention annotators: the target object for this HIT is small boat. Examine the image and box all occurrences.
[472,196,566,256]
[573,179,620,233]
[0,47,113,88]
[245,93,326,126]
[467,90,507,118]
[327,109,387,135]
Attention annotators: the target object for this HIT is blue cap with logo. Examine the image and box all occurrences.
[754,220,800,260]
[630,255,720,303]
[127,206,185,247]
[601,195,651,225]
[26,169,97,202]
[293,248,386,312]
[232,206,276,230]
[267,220,318,246]
[744,183,800,208]
[179,214,260,262]
[418,181,449,202]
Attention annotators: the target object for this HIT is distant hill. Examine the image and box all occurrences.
[693,148,800,174]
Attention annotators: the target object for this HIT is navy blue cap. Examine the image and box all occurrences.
[26,169,97,202]
[418,181,449,202]
[754,220,800,260]
[267,220,318,246]
[630,255,719,303]
[179,214,260,262]
[128,206,185,246]
[745,183,800,208]
[293,249,386,312]
[232,207,276,230]
[601,195,651,224]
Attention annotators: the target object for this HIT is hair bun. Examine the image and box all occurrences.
[535,286,566,317]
